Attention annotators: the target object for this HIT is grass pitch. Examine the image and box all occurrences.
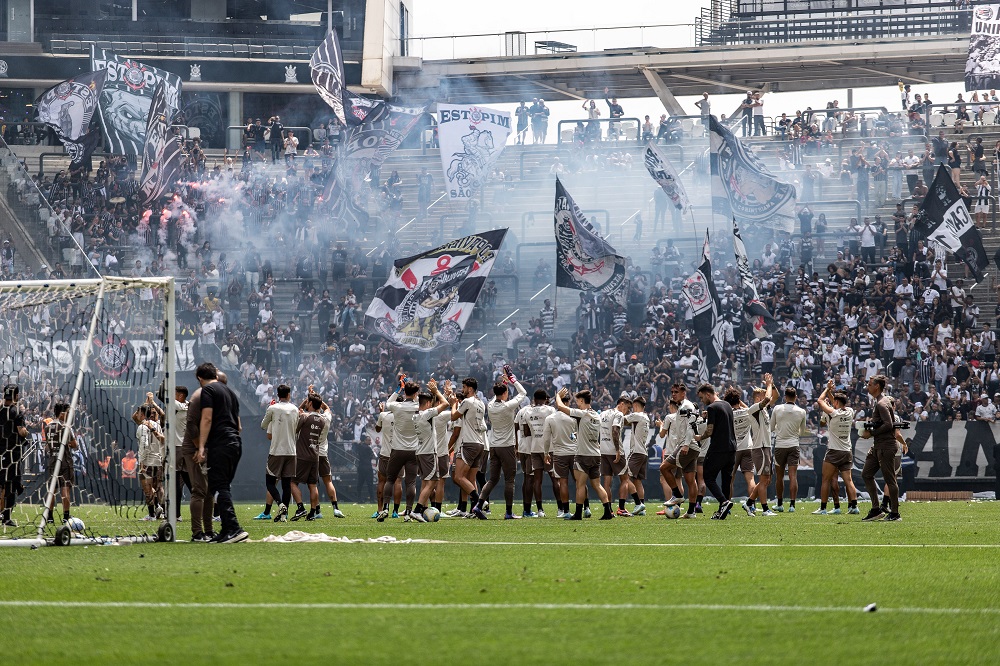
[2,501,999,664]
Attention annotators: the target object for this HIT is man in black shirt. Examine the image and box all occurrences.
[193,363,248,543]
[693,383,737,519]
[0,384,29,526]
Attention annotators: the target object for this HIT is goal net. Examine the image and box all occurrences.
[0,276,177,546]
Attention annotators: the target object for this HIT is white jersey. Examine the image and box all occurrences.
[515,408,529,453]
[749,401,770,449]
[261,401,299,456]
[733,406,753,451]
[432,410,451,456]
[625,412,650,456]
[771,402,809,448]
[542,410,578,456]
[414,407,441,455]
[375,411,394,457]
[523,404,556,453]
[668,399,697,452]
[487,382,527,448]
[317,408,332,458]
[137,420,164,467]
[173,400,188,451]
[457,396,488,445]
[568,407,602,457]
[599,408,625,455]
[386,393,419,451]
[826,406,855,452]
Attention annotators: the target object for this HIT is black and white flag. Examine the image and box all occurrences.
[438,104,511,200]
[36,70,106,141]
[709,115,797,233]
[916,165,989,282]
[310,30,348,127]
[965,4,1000,91]
[644,141,690,215]
[138,83,185,208]
[554,177,628,305]
[732,218,779,338]
[64,130,103,169]
[682,231,724,376]
[91,46,182,155]
[365,229,508,351]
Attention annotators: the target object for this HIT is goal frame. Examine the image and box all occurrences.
[0,276,177,547]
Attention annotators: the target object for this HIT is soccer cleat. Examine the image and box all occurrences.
[536,510,546,518]
[599,512,614,520]
[885,513,902,522]
[861,508,886,522]
[376,509,389,522]
[482,501,490,514]
[504,513,521,520]
[370,510,380,519]
[253,512,271,520]
[410,511,427,523]
[741,501,756,517]
[333,509,345,518]
[2,519,17,527]
[788,505,796,513]
[694,504,703,514]
[155,505,165,519]
[665,497,684,507]
[190,532,211,543]
[313,512,323,520]
[391,511,400,519]
[584,507,592,519]
[847,507,860,515]
[521,511,536,518]
[213,516,221,523]
[710,511,721,520]
[615,508,632,517]
[760,509,777,516]
[444,508,462,517]
[718,501,733,520]
[556,510,566,518]
[141,515,157,521]
[829,508,842,515]
[773,505,784,513]
[291,507,309,521]
[305,513,316,521]
[564,513,582,520]
[679,512,696,519]
[633,504,646,516]
[812,508,827,515]
[274,504,288,523]
[471,506,488,520]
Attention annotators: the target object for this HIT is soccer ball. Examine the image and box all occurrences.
[67,517,86,532]
[423,507,441,522]
[664,505,682,519]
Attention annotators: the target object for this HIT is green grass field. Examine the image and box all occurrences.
[2,501,999,664]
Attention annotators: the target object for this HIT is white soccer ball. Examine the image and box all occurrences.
[664,505,682,519]
[67,517,85,532]
[423,507,441,522]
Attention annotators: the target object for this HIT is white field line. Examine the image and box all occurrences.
[447,541,1000,549]
[0,600,997,615]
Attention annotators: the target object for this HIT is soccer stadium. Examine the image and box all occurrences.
[0,0,999,662]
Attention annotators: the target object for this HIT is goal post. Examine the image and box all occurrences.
[0,276,177,547]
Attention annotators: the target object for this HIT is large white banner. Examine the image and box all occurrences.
[966,4,1000,91]
[437,104,511,200]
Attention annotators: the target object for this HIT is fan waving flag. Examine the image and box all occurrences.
[708,115,797,233]
[644,142,690,215]
[365,229,508,351]
[916,165,989,282]
[310,30,348,127]
[36,70,106,141]
[138,83,185,208]
[682,231,724,375]
[732,218,779,338]
[554,177,628,305]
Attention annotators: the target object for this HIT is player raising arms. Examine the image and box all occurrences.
[747,374,777,516]
[624,396,651,515]
[136,403,166,521]
[474,365,527,519]
[373,401,402,518]
[813,380,860,515]
[520,389,555,518]
[410,378,450,522]
[44,402,77,525]
[450,377,489,520]
[377,375,421,522]
[556,389,614,521]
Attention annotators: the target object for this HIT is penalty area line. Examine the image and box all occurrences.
[0,600,997,615]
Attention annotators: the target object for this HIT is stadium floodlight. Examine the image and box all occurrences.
[0,276,177,547]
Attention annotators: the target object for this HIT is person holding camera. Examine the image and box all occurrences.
[859,375,902,522]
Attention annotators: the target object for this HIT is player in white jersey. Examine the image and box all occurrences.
[813,380,860,515]
[377,376,423,522]
[450,377,489,519]
[408,379,451,522]
[746,374,777,516]
[599,395,630,516]
[260,384,300,521]
[520,390,556,517]
[660,384,697,508]
[373,403,402,518]
[624,396,651,515]
[770,386,810,512]
[136,403,165,520]
[301,388,342,519]
[541,388,579,518]
[475,365,527,519]
[431,381,455,514]
[556,389,614,520]
[724,382,772,517]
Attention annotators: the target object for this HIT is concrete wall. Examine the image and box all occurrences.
[361,0,412,96]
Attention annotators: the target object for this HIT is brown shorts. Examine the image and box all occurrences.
[377,455,390,477]
[294,458,318,485]
[824,449,853,472]
[417,453,438,481]
[627,453,648,480]
[530,452,547,475]
[600,453,627,477]
[318,456,331,478]
[573,455,601,480]
[552,454,574,479]
[47,460,74,488]
[774,446,800,468]
[459,442,486,469]
[677,447,700,474]
[733,450,755,474]
[140,465,162,482]
[893,454,902,478]
[437,454,450,479]
[751,448,773,477]
[266,454,297,478]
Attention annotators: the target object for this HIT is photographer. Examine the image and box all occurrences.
[859,375,903,522]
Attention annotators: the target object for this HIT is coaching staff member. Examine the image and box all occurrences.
[694,383,737,520]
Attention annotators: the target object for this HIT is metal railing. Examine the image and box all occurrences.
[556,117,642,145]
[227,125,315,152]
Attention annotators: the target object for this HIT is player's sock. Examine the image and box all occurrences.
[332,501,338,510]
[833,500,841,509]
[535,500,543,511]
[63,511,70,522]
[306,507,315,518]
[393,502,401,514]
[849,500,858,509]
[687,502,696,514]
[820,502,827,510]
[296,502,305,512]
[747,499,756,509]
[672,487,683,499]
[414,503,425,515]
[147,502,155,517]
[601,502,613,519]
[776,499,783,507]
[470,490,480,507]
[632,493,641,505]
[458,500,468,512]
[696,495,704,505]
[761,502,769,511]
[584,499,591,509]
[432,502,441,510]
[573,504,583,519]
[618,499,626,510]
[789,500,796,508]
[523,501,531,515]
[264,503,272,515]
[506,502,513,514]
